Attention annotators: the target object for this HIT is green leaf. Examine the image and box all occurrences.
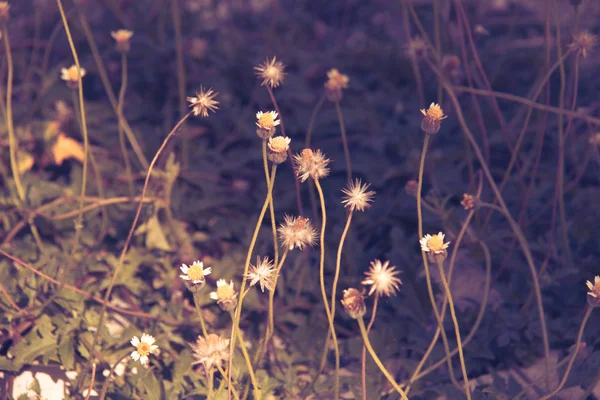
[58,336,75,370]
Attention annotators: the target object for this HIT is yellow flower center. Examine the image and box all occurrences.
[217,284,234,299]
[269,137,288,153]
[426,105,445,121]
[137,342,151,356]
[258,113,275,129]
[187,265,205,281]
[428,236,444,252]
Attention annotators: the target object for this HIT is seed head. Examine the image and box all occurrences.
[324,68,349,101]
[191,333,230,371]
[341,288,366,319]
[420,232,450,263]
[111,29,134,53]
[186,86,219,117]
[278,215,317,251]
[256,110,280,139]
[130,333,159,365]
[61,65,86,89]
[586,276,600,308]
[569,31,597,59]
[246,256,277,292]
[255,56,286,88]
[361,259,402,297]
[210,279,238,311]
[420,102,447,135]
[267,136,291,164]
[405,36,429,61]
[293,148,330,182]
[341,179,375,212]
[460,193,478,210]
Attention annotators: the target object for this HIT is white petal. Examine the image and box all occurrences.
[203,267,212,276]
[130,336,140,346]
[150,345,159,353]
[180,264,189,273]
[139,355,148,365]
[587,281,594,290]
[595,276,600,284]
[180,274,190,280]
[141,334,155,344]
[131,351,140,361]
[210,292,218,300]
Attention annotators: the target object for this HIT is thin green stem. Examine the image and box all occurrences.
[435,260,471,398]
[361,294,379,400]
[539,306,593,400]
[208,368,214,399]
[170,0,188,168]
[193,290,208,337]
[357,318,408,400]
[305,94,325,148]
[266,248,289,346]
[330,210,353,326]
[118,52,135,198]
[314,178,340,400]
[262,141,279,266]
[99,351,130,400]
[335,101,352,182]
[230,311,261,400]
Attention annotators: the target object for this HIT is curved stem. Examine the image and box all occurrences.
[330,211,353,331]
[305,94,325,148]
[230,311,261,400]
[266,248,289,346]
[193,290,208,337]
[357,318,408,400]
[314,178,339,400]
[361,294,379,400]
[207,368,214,399]
[262,141,279,266]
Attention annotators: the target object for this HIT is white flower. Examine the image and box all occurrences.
[130,333,159,365]
[420,232,450,254]
[180,260,212,284]
[210,279,238,311]
[341,179,375,212]
[186,86,219,117]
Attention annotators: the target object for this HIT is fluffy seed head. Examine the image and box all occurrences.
[267,136,291,164]
[361,259,402,297]
[246,256,277,292]
[255,56,286,88]
[256,110,280,139]
[191,333,230,371]
[420,102,447,135]
[341,288,366,319]
[341,179,375,212]
[569,31,597,59]
[278,215,317,251]
[586,276,600,307]
[186,86,219,117]
[293,148,330,182]
[111,29,134,53]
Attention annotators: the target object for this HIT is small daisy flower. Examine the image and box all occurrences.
[130,333,159,365]
[256,110,280,139]
[191,333,230,371]
[180,260,212,289]
[460,193,478,210]
[210,279,238,311]
[341,179,375,212]
[111,29,134,53]
[294,148,330,182]
[255,56,286,88]
[420,102,447,135]
[246,256,277,292]
[267,136,291,164]
[361,259,402,297]
[61,65,86,89]
[324,68,349,101]
[278,215,317,251]
[586,276,600,307]
[186,86,219,117]
[341,288,366,319]
[420,232,451,263]
[569,31,597,59]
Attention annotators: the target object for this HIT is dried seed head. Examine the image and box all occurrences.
[61,65,86,89]
[460,193,478,210]
[361,259,402,297]
[586,276,600,308]
[191,333,230,371]
[256,110,280,139]
[404,180,418,197]
[111,29,134,53]
[267,136,291,164]
[246,256,277,292]
[341,179,375,212]
[569,31,597,59]
[293,148,330,182]
[186,86,219,117]
[341,288,366,319]
[210,279,238,311]
[420,102,447,135]
[420,232,450,263]
[405,36,429,61]
[324,68,349,101]
[278,215,317,251]
[255,56,286,88]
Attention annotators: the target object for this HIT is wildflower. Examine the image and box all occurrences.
[130,333,159,365]
[191,333,230,371]
[342,179,375,212]
[180,260,212,290]
[294,148,330,182]
[460,193,478,210]
[405,36,428,61]
[210,279,238,311]
[186,86,219,117]
[255,56,286,88]
[341,288,366,319]
[361,259,402,297]
[0,2,9,24]
[420,102,447,135]
[246,256,277,292]
[111,29,134,53]
[586,276,600,307]
[278,215,317,251]
[324,68,349,101]
[420,232,450,263]
[61,65,86,89]
[256,110,280,139]
[267,136,291,164]
[569,31,597,59]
